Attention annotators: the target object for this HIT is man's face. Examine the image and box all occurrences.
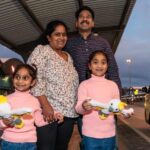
[76,10,94,32]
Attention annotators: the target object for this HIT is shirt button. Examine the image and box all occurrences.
[85,41,87,44]
[86,49,88,51]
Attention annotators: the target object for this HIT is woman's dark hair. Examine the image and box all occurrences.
[88,50,109,64]
[13,64,37,80]
[45,20,68,36]
[75,6,95,19]
[38,20,68,45]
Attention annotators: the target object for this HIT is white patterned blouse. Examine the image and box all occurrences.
[27,45,79,118]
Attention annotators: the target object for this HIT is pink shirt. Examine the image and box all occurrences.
[75,74,120,138]
[0,90,47,143]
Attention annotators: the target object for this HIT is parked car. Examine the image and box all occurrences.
[144,94,150,124]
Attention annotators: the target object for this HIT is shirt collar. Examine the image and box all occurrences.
[15,89,30,95]
[91,74,106,81]
[77,32,93,40]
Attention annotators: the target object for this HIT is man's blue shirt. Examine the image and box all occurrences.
[65,33,122,91]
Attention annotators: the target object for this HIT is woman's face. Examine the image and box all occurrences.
[47,25,67,51]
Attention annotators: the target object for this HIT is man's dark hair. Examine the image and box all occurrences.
[75,6,95,19]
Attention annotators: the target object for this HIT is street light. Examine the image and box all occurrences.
[126,59,132,91]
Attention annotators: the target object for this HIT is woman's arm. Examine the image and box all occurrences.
[27,45,54,122]
[37,95,54,122]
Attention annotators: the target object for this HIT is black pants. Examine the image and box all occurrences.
[76,115,85,150]
[36,117,75,150]
[76,115,83,138]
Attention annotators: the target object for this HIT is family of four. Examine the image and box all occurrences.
[0,6,128,150]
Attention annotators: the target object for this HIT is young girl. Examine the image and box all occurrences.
[0,64,63,150]
[75,50,120,150]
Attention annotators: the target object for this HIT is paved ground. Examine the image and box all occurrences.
[118,119,150,150]
[68,125,81,150]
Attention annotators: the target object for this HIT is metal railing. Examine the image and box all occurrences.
[121,94,145,104]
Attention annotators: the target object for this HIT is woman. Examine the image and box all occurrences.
[27,20,79,150]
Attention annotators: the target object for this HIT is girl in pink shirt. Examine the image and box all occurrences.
[75,51,120,150]
[0,64,63,150]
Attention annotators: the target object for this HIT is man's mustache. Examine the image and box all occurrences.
[80,20,89,24]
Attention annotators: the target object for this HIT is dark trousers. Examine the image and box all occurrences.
[76,115,85,150]
[37,117,75,150]
[76,115,83,138]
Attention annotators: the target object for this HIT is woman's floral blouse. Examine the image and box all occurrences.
[27,45,79,118]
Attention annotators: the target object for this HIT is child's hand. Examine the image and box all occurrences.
[82,99,93,111]
[54,112,64,123]
[2,117,14,127]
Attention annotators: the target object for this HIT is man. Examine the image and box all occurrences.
[65,6,121,89]
[65,6,121,149]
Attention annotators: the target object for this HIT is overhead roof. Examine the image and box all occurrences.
[0,0,136,60]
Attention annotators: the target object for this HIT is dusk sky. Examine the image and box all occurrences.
[115,0,150,88]
[0,0,149,88]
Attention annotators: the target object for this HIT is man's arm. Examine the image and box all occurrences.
[104,41,122,94]
[27,45,54,121]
